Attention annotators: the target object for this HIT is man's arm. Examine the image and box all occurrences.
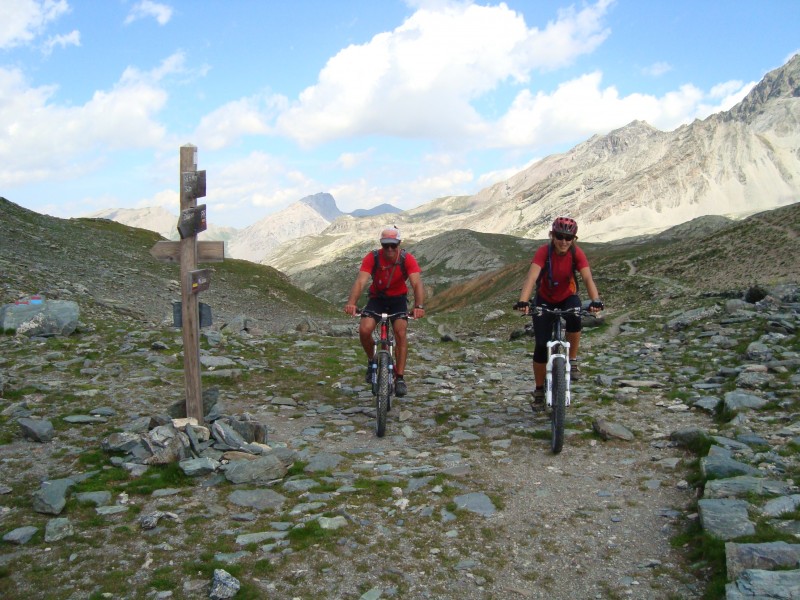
[408,272,425,318]
[344,271,371,315]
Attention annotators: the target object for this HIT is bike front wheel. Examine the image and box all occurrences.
[375,353,390,437]
[550,356,567,454]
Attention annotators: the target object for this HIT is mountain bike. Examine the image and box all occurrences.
[524,304,599,454]
[357,309,408,437]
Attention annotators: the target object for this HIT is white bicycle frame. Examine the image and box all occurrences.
[545,338,571,408]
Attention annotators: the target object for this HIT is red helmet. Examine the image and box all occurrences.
[552,216,578,236]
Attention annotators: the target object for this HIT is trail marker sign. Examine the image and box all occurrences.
[148,144,223,423]
[182,170,206,199]
[178,204,207,239]
[190,269,211,294]
[149,240,224,264]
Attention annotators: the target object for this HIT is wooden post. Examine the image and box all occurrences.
[180,144,203,423]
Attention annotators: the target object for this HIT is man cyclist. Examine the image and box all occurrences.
[344,226,425,397]
[514,216,604,409]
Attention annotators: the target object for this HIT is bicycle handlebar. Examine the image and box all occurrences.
[356,309,412,320]
[522,305,600,318]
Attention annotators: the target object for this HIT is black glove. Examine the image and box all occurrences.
[513,301,530,310]
[589,299,604,310]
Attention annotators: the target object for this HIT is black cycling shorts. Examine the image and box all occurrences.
[363,295,409,321]
[532,294,581,363]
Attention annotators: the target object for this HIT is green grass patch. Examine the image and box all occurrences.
[353,477,395,502]
[122,463,194,495]
[73,465,131,492]
[150,566,178,590]
[287,520,338,551]
[0,386,41,401]
[671,519,726,599]
[285,461,308,478]
[76,449,111,468]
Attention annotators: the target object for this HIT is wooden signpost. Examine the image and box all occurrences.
[150,144,223,423]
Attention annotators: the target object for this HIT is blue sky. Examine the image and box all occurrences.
[1,0,798,229]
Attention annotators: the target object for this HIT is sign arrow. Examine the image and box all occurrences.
[149,240,224,263]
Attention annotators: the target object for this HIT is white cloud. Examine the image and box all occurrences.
[0,54,179,186]
[329,179,387,212]
[329,166,473,213]
[410,169,473,197]
[642,61,672,77]
[0,0,69,48]
[698,80,754,115]
[208,151,321,216]
[337,149,374,169]
[193,94,286,150]
[125,1,173,26]
[493,71,756,149]
[477,159,540,188]
[136,188,177,211]
[274,0,612,146]
[42,28,79,55]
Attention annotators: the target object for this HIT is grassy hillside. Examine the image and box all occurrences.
[4,196,797,329]
[0,197,337,330]
[426,202,800,319]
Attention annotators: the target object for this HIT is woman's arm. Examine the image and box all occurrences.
[579,266,600,302]
[519,262,542,303]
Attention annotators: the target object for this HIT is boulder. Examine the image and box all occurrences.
[0,299,80,337]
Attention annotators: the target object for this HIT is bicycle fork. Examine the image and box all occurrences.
[545,339,571,407]
[372,321,395,393]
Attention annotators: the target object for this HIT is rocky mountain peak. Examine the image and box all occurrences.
[580,120,663,159]
[730,53,800,120]
[299,192,343,222]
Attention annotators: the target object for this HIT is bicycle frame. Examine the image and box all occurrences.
[525,303,597,454]
[373,312,395,388]
[359,309,407,437]
[361,310,405,384]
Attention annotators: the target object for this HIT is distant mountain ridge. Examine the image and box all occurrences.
[264,53,800,279]
[350,204,402,218]
[85,54,799,278]
[89,193,402,263]
[88,206,237,242]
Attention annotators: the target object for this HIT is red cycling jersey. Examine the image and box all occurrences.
[532,243,589,304]
[360,249,421,297]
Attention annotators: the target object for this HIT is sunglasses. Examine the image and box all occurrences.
[552,233,574,242]
[382,243,399,250]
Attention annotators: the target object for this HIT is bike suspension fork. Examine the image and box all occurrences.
[545,340,571,407]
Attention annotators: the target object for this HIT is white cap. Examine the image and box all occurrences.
[380,226,401,244]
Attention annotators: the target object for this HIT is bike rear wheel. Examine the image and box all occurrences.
[375,352,390,437]
[550,356,567,454]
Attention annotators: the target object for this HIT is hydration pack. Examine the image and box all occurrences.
[371,249,408,296]
[535,244,579,295]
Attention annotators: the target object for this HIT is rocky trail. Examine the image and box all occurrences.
[1,284,799,600]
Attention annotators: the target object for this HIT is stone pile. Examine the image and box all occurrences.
[0,283,799,599]
[664,285,800,598]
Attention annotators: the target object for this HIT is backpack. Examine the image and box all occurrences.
[371,249,408,295]
[535,244,579,296]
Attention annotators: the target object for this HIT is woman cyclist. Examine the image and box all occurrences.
[514,216,604,409]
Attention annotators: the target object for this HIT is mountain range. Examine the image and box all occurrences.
[90,54,799,280]
[263,54,799,281]
[89,193,401,264]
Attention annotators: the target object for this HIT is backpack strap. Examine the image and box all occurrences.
[372,249,408,279]
[398,250,408,280]
[370,249,380,279]
[370,249,409,297]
